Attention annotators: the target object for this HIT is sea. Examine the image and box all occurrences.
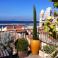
[0,21,39,27]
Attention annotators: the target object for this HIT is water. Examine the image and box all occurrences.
[0,21,39,24]
[0,21,39,27]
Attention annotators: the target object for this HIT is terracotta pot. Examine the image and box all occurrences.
[18,51,27,58]
[30,39,41,55]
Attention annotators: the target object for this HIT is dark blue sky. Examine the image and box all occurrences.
[0,0,53,21]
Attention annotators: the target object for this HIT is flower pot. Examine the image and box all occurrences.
[18,51,27,58]
[30,39,41,55]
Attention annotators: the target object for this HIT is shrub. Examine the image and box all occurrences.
[43,45,56,54]
[44,17,58,39]
[15,38,28,52]
[50,50,58,58]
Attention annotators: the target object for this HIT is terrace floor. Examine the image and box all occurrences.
[25,50,50,58]
[25,55,43,58]
[0,50,50,58]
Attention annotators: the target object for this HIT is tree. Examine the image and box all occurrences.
[49,0,58,2]
[33,6,38,40]
[54,2,58,8]
[54,11,58,17]
[49,0,58,8]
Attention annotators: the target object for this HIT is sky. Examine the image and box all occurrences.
[0,0,54,21]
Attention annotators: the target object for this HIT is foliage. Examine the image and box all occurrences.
[54,2,58,8]
[49,0,58,2]
[33,6,38,40]
[15,38,28,51]
[49,0,58,8]
[51,50,58,58]
[43,45,56,54]
[54,11,58,17]
[44,17,58,39]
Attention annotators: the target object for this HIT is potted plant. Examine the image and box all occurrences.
[43,45,56,54]
[50,50,58,58]
[15,38,28,58]
[30,6,41,55]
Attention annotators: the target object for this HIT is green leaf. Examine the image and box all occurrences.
[54,2,58,8]
[49,0,52,2]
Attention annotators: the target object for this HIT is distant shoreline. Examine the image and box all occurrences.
[0,21,39,27]
[0,21,39,24]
